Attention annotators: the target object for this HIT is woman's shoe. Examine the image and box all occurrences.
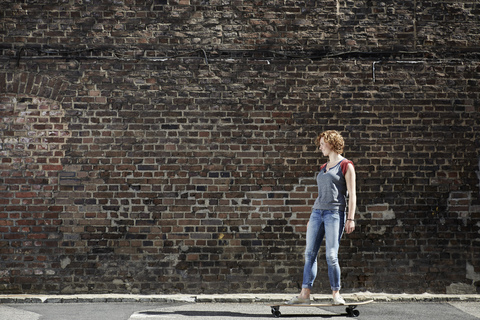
[286,296,311,305]
[333,294,345,305]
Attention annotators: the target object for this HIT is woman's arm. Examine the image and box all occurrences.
[345,162,356,234]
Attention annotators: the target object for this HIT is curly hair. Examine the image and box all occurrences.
[315,130,344,154]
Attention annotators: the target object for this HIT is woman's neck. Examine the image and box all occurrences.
[328,153,343,164]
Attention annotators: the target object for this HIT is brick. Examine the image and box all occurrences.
[1,1,480,296]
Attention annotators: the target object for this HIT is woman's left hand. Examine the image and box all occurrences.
[345,220,355,234]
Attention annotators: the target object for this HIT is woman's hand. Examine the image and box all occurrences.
[345,220,355,234]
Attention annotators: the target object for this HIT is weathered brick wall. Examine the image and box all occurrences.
[0,1,479,294]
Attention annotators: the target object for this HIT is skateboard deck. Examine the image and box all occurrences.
[269,299,374,318]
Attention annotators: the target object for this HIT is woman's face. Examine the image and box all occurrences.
[319,137,332,156]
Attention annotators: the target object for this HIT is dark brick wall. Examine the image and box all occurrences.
[0,1,479,294]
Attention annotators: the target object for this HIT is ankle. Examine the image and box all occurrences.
[300,289,311,299]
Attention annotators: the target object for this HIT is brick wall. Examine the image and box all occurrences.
[0,1,479,294]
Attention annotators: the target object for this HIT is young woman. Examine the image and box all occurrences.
[288,130,356,305]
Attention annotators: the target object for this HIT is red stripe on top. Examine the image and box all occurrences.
[321,159,354,176]
[340,159,353,176]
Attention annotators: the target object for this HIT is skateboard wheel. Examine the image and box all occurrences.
[271,307,281,318]
[346,307,360,317]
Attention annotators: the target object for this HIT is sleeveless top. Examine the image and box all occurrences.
[312,158,353,212]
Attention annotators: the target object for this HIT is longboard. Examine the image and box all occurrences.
[269,299,374,318]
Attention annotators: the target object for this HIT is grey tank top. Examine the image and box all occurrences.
[312,159,350,212]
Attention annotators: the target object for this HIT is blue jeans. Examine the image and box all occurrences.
[302,209,345,291]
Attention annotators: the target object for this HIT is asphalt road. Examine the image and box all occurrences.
[1,301,479,320]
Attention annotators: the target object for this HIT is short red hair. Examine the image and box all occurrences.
[315,130,344,154]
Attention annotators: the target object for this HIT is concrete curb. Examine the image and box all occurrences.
[0,293,479,304]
